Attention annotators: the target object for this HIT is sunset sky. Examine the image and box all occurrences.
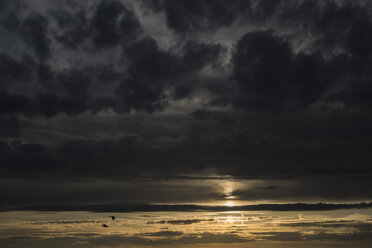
[1,0,372,247]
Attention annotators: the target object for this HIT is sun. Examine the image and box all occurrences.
[225,201,235,207]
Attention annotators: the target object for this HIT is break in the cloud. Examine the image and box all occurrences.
[1,0,372,210]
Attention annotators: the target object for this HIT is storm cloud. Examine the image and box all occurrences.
[1,0,372,210]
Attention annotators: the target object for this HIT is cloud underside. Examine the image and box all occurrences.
[3,202,372,212]
[1,0,372,208]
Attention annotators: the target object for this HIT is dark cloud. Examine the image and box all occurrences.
[180,40,223,73]
[0,91,35,117]
[0,114,22,137]
[140,0,165,13]
[291,52,330,107]
[254,186,278,190]
[36,93,88,117]
[230,28,372,111]
[20,14,51,60]
[255,0,284,21]
[3,202,371,213]
[0,54,36,87]
[162,0,251,33]
[0,0,21,31]
[232,30,294,111]
[5,37,224,117]
[1,110,372,206]
[1,0,372,212]
[138,0,372,112]
[233,176,372,202]
[94,64,121,83]
[53,10,91,49]
[115,37,176,112]
[174,41,223,99]
[58,70,91,97]
[0,91,89,118]
[116,38,223,111]
[52,0,143,50]
[311,2,372,57]
[147,219,213,225]
[93,0,142,47]
[191,109,211,119]
[252,229,372,242]
[280,220,372,231]
[142,231,183,236]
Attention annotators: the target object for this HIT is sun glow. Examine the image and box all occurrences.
[225,201,235,207]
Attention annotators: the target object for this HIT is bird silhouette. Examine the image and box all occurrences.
[101,223,108,227]
[109,216,116,220]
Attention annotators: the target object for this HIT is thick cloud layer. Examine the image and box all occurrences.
[1,0,372,208]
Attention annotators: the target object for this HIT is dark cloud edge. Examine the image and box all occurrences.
[2,202,371,213]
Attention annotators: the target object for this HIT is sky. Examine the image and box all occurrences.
[1,0,372,247]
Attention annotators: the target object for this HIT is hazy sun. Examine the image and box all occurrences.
[225,201,235,207]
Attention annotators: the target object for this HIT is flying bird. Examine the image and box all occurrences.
[109,216,116,220]
[101,223,108,227]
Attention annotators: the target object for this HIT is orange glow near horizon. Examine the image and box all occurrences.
[1,209,372,247]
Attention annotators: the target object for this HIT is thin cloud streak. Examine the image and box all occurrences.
[3,202,372,213]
